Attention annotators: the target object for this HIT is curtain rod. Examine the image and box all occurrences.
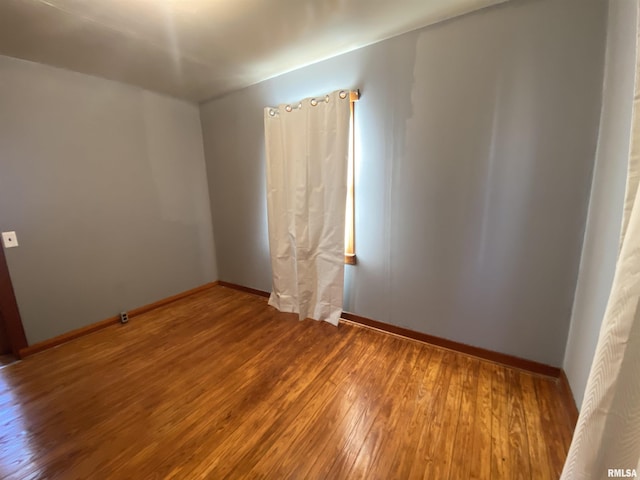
[313,89,359,104]
[269,90,359,116]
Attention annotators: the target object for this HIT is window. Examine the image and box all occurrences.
[345,90,358,265]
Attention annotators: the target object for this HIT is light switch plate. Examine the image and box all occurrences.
[2,231,18,248]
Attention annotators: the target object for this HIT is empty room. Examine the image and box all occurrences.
[1,0,638,478]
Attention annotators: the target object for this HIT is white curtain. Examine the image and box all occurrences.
[561,11,640,479]
[264,90,351,325]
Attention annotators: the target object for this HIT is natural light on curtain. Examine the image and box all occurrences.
[561,10,640,478]
[264,90,351,325]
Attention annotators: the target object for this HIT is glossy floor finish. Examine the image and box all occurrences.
[0,354,17,369]
[0,286,573,479]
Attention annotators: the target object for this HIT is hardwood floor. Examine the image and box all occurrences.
[0,354,16,368]
[0,285,573,479]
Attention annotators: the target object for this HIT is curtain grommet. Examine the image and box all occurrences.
[310,98,318,106]
[339,91,347,99]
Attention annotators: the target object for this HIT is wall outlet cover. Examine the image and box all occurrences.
[2,231,18,248]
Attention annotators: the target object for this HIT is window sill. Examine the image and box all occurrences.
[345,254,357,265]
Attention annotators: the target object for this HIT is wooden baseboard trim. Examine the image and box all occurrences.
[216,281,561,378]
[19,281,219,358]
[342,312,560,377]
[559,369,579,429]
[20,315,122,358]
[218,281,270,299]
[128,282,219,317]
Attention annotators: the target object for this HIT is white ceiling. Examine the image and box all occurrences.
[0,0,506,103]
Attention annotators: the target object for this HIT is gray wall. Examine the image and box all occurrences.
[563,0,637,408]
[200,0,607,366]
[0,55,217,345]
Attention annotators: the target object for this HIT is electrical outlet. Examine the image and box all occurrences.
[2,231,18,248]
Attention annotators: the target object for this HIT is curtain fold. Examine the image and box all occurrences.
[264,90,350,325]
[561,9,640,479]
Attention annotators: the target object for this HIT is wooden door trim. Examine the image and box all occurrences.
[0,245,27,357]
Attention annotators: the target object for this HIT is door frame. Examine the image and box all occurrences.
[0,245,27,357]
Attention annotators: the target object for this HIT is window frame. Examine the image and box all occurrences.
[345,90,358,265]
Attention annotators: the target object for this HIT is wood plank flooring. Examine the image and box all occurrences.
[0,354,17,368]
[0,285,573,479]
